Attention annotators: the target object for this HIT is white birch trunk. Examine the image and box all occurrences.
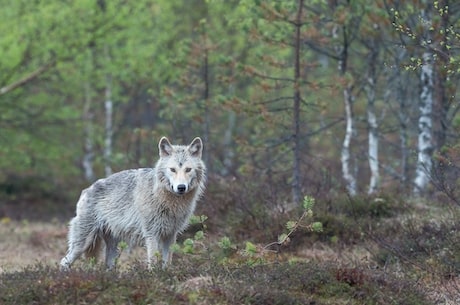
[333,19,357,196]
[366,75,379,194]
[82,82,95,183]
[413,51,434,195]
[341,86,357,196]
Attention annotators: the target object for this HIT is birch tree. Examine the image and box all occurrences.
[414,53,434,195]
[301,0,364,195]
[365,44,380,194]
[360,6,386,194]
[413,5,435,195]
[334,2,359,196]
[390,0,460,195]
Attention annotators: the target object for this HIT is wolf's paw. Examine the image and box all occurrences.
[59,258,71,271]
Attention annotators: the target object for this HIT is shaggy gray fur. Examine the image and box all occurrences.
[60,137,206,270]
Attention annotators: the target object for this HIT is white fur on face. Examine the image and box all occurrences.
[157,137,204,195]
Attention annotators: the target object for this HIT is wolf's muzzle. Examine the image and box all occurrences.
[177,184,187,194]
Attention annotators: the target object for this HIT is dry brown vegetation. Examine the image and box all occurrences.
[0,188,459,305]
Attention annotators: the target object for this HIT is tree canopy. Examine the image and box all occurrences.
[1,0,460,203]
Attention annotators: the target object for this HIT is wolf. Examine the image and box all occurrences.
[60,137,206,270]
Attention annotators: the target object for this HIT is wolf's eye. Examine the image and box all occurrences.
[185,168,192,173]
[170,168,176,173]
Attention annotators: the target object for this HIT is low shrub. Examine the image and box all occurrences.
[0,260,431,305]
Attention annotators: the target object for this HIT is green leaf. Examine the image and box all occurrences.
[182,238,195,254]
[303,196,315,210]
[218,236,235,250]
[286,221,297,231]
[278,233,289,244]
[311,222,323,233]
[245,241,257,254]
[194,230,205,241]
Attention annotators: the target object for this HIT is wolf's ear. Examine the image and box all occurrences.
[159,137,173,157]
[188,137,203,158]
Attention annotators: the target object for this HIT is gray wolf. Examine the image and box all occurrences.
[60,137,206,270]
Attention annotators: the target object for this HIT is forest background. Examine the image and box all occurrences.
[0,1,460,304]
[1,0,460,203]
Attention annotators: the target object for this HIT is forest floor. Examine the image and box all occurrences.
[0,197,458,305]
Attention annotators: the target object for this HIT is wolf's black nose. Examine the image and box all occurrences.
[177,184,186,193]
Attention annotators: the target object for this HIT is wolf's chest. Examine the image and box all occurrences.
[143,200,191,236]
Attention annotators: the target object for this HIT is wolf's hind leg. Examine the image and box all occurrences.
[60,216,97,271]
[60,246,84,271]
[103,234,120,270]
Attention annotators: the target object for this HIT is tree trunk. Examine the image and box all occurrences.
[413,50,434,195]
[291,0,304,204]
[336,21,357,196]
[365,44,379,194]
[341,86,357,196]
[366,74,379,194]
[104,72,113,177]
[413,4,435,196]
[82,81,95,183]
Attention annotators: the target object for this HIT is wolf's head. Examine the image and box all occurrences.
[156,137,206,196]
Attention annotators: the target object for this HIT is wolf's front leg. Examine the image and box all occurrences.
[159,233,177,268]
[103,234,120,270]
[145,236,159,269]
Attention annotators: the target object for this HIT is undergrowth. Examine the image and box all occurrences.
[1,188,458,304]
[0,260,430,305]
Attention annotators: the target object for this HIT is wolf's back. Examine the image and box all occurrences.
[88,169,155,232]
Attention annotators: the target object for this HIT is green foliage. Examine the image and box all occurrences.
[302,195,315,211]
[182,238,195,254]
[275,195,323,247]
[194,230,205,241]
[174,215,209,255]
[189,215,208,227]
[1,0,459,203]
[118,241,129,252]
[311,221,323,233]
[217,236,236,252]
[243,241,257,256]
